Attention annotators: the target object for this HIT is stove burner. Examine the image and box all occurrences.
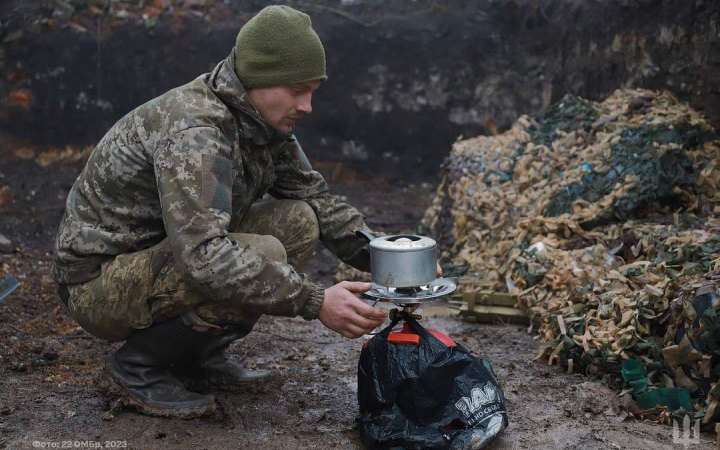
[390,285,429,296]
[362,277,457,305]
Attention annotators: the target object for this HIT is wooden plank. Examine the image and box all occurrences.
[466,290,477,312]
[468,305,526,316]
[459,304,529,324]
[456,290,518,307]
[476,291,518,307]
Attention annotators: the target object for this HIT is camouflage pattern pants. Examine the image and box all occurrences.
[65,199,320,341]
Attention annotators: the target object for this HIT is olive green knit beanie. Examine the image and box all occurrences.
[234,5,327,89]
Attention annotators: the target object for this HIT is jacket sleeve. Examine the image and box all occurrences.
[268,135,372,272]
[154,126,324,320]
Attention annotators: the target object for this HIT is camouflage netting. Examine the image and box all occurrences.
[421,89,720,424]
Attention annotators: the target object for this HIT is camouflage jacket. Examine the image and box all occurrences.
[53,52,371,320]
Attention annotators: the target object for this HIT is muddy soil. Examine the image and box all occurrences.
[0,152,716,449]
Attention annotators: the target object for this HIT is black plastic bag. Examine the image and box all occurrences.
[357,317,508,449]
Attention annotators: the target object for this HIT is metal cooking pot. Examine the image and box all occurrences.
[357,231,437,288]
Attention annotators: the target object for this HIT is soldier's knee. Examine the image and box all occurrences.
[262,234,288,263]
[228,232,288,263]
[292,201,320,243]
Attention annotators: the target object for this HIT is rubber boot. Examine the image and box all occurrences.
[106,317,216,418]
[193,328,273,389]
[200,331,272,388]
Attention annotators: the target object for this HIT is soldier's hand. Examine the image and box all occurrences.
[319,281,387,339]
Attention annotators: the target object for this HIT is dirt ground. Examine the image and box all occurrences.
[0,150,716,449]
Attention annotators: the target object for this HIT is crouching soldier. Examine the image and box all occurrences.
[53,5,387,418]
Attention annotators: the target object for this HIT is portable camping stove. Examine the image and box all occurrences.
[362,277,458,346]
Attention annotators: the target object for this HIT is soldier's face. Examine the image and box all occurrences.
[247,80,321,135]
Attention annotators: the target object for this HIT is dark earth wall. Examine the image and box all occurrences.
[1,0,719,179]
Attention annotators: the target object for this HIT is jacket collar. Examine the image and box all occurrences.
[204,52,287,146]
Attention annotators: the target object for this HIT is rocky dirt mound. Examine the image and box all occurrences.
[4,1,720,181]
[422,88,720,425]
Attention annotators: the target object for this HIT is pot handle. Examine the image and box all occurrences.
[355,229,377,243]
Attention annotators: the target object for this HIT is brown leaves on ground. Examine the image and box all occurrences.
[0,185,12,208]
[6,89,32,110]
